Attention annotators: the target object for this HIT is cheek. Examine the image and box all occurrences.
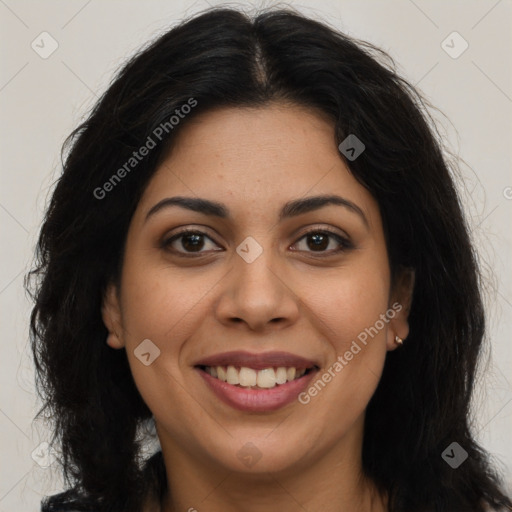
[296,256,390,422]
[303,257,390,352]
[119,249,219,346]
[117,262,206,432]
[332,281,389,352]
[117,247,234,416]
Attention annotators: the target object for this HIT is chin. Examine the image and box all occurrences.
[200,432,314,475]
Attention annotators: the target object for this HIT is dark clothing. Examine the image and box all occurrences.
[41,451,166,512]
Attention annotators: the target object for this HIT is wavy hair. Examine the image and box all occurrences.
[26,6,512,512]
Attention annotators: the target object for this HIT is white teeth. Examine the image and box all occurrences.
[204,365,309,388]
[239,367,257,386]
[226,365,239,385]
[217,366,227,382]
[276,367,287,385]
[257,368,276,388]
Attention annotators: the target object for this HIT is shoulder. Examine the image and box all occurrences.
[41,488,160,512]
[40,452,166,512]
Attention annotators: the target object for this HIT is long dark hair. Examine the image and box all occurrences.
[26,6,512,512]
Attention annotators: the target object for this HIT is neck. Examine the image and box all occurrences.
[156,417,388,512]
[161,473,386,512]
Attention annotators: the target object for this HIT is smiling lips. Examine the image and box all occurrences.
[204,365,307,388]
[194,350,319,411]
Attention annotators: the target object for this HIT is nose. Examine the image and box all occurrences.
[214,244,300,332]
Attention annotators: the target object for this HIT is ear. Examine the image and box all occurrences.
[386,267,415,351]
[101,282,124,349]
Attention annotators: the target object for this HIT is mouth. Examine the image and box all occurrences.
[196,364,317,390]
[193,351,320,412]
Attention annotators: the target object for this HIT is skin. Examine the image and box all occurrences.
[102,103,414,512]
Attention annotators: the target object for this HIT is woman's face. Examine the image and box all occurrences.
[103,103,411,475]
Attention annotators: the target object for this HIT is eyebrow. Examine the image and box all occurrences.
[145,194,369,227]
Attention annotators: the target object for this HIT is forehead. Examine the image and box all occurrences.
[137,104,377,223]
[167,103,337,177]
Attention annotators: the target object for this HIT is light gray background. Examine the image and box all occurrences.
[1,0,511,509]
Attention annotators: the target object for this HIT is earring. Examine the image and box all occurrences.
[395,335,403,346]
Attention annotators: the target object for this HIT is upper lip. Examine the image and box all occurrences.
[194,351,319,370]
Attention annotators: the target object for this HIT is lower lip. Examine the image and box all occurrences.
[196,368,318,412]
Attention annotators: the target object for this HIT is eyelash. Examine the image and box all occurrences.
[160,227,353,258]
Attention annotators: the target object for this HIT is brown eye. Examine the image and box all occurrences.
[305,232,329,251]
[292,229,352,255]
[161,227,352,258]
[161,230,221,255]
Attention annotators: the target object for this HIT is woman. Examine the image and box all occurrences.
[27,6,512,512]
